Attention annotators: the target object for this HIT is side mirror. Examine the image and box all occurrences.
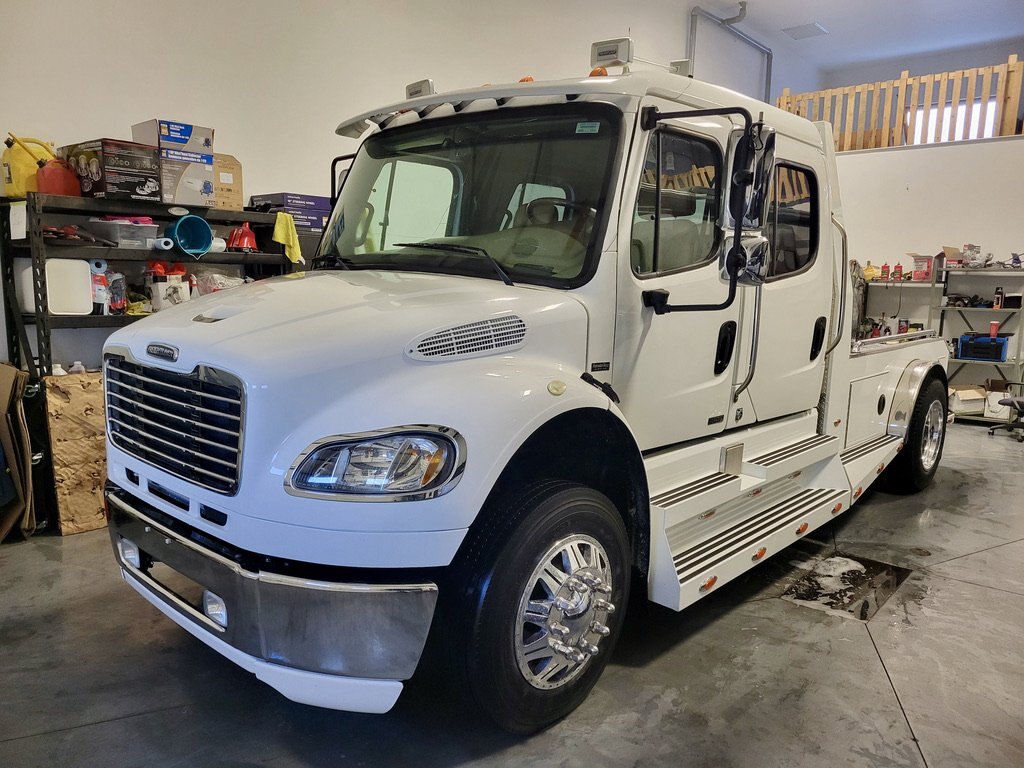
[330,153,356,206]
[722,122,775,286]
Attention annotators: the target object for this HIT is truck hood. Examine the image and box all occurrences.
[105,269,589,378]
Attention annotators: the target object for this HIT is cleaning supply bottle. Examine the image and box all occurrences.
[68,361,86,374]
[994,286,1004,309]
[880,261,890,281]
[863,260,880,281]
[893,262,903,281]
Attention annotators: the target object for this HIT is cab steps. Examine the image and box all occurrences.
[649,472,851,612]
[741,433,839,480]
[840,433,905,500]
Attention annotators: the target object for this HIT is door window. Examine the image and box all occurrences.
[631,131,721,275]
[765,165,818,279]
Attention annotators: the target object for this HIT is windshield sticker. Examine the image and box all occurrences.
[575,121,601,134]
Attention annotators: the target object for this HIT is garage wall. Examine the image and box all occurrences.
[0,1,821,198]
[837,134,1024,338]
[821,37,1024,90]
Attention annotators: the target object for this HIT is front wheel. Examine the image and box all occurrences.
[440,481,631,733]
[880,377,948,493]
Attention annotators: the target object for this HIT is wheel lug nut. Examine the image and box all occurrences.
[590,621,610,636]
[567,576,587,592]
[549,622,570,637]
[594,598,616,614]
[569,649,587,664]
[551,640,574,657]
[578,639,599,655]
[553,596,574,611]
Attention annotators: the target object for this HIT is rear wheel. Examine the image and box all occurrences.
[880,377,947,493]
[440,481,630,733]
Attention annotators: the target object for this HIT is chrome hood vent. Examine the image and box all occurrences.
[408,315,527,361]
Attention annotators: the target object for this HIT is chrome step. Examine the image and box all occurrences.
[841,433,902,464]
[674,487,844,584]
[651,471,739,509]
[741,434,839,480]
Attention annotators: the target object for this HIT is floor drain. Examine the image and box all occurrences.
[781,554,912,621]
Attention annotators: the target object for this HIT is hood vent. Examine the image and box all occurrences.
[409,315,527,361]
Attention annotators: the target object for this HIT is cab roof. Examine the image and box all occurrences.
[336,69,822,149]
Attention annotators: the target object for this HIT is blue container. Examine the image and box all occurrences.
[165,214,213,257]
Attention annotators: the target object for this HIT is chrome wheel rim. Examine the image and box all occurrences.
[515,534,615,690]
[921,399,945,471]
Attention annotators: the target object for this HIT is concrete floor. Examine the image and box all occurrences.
[1,423,1022,768]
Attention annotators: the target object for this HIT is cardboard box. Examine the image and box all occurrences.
[45,373,106,535]
[249,192,330,210]
[213,154,243,211]
[57,139,161,201]
[160,148,215,206]
[984,391,1012,420]
[948,384,987,416]
[132,119,215,154]
[287,208,330,233]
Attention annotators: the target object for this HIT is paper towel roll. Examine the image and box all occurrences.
[152,237,174,251]
[89,259,108,274]
[210,237,227,253]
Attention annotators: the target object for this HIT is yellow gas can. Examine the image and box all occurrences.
[2,135,55,197]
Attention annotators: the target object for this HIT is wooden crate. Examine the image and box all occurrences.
[45,373,106,535]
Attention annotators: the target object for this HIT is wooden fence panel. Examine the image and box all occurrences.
[776,55,1023,151]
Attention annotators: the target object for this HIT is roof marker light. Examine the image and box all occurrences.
[405,79,436,99]
[518,76,534,83]
[589,66,608,77]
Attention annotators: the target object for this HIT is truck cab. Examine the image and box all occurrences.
[103,47,949,733]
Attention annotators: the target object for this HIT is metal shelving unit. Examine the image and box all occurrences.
[0,193,292,377]
[928,264,1024,426]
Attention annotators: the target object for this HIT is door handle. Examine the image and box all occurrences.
[714,321,737,375]
[810,316,828,360]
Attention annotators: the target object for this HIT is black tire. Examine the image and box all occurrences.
[880,377,947,494]
[438,480,631,734]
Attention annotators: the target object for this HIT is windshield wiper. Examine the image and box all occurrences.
[311,253,351,271]
[395,242,513,286]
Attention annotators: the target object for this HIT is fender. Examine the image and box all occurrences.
[888,359,947,439]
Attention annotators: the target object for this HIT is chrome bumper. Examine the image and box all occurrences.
[105,485,438,682]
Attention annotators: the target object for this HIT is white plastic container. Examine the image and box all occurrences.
[14,258,93,315]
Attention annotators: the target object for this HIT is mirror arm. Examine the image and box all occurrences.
[639,105,755,314]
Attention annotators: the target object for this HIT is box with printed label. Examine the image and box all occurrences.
[131,119,215,154]
[160,148,215,207]
[249,192,330,210]
[56,139,161,201]
[213,154,243,211]
[286,209,330,233]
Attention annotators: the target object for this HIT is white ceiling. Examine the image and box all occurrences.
[708,0,1024,69]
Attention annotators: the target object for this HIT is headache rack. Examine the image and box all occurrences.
[104,356,244,495]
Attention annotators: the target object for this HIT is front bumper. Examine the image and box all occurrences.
[106,484,438,712]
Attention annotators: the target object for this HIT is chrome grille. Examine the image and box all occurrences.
[104,356,243,495]
[410,315,527,360]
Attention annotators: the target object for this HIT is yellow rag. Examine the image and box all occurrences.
[272,212,304,264]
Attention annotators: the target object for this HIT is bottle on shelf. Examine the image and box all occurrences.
[68,361,86,374]
[880,262,891,281]
[863,260,880,281]
[892,262,903,281]
[51,363,68,376]
[994,286,1004,309]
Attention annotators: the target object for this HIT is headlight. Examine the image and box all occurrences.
[286,427,465,501]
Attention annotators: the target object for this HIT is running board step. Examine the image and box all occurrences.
[650,484,848,612]
[841,433,902,464]
[741,434,840,480]
[650,471,742,514]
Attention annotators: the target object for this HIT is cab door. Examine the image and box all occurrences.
[742,141,832,421]
[612,122,741,451]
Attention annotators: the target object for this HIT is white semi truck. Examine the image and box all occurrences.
[103,43,949,733]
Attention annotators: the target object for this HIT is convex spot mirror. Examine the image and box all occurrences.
[723,123,776,287]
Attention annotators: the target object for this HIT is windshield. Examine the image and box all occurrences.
[317,104,621,288]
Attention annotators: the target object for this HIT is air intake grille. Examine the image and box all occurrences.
[104,356,243,495]
[410,315,527,360]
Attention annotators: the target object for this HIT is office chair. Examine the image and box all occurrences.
[988,381,1024,442]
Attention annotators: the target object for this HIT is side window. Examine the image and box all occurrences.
[503,181,570,229]
[765,165,818,279]
[363,160,456,250]
[631,131,721,276]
